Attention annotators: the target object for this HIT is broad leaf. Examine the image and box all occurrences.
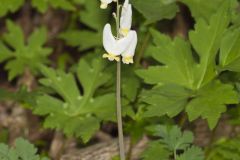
[186,81,238,129]
[141,84,191,118]
[219,28,240,72]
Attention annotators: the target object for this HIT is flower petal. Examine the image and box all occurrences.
[122,30,137,64]
[120,4,132,36]
[100,0,113,9]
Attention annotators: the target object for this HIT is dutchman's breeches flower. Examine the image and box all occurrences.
[120,0,132,37]
[101,0,138,64]
[122,31,137,64]
[100,0,117,9]
[103,24,134,62]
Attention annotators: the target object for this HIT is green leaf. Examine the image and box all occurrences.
[206,137,240,160]
[0,0,24,17]
[186,81,238,129]
[0,144,17,160]
[141,141,170,160]
[79,0,110,30]
[32,0,75,13]
[122,66,141,102]
[34,55,115,142]
[131,0,179,23]
[189,1,231,88]
[59,30,102,51]
[143,125,203,160]
[219,28,240,72]
[15,138,39,160]
[141,84,191,118]
[0,21,52,80]
[136,30,195,89]
[61,0,109,50]
[146,125,194,151]
[176,146,204,160]
[0,138,49,160]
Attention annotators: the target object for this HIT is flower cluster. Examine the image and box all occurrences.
[100,0,138,64]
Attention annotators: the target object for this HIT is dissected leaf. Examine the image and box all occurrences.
[189,1,231,88]
[137,1,237,129]
[146,125,194,151]
[34,55,115,142]
[0,21,52,80]
[141,141,170,160]
[143,125,203,160]
[176,146,204,160]
[136,29,195,89]
[0,138,49,160]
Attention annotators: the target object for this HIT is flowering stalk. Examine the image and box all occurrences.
[101,0,137,159]
[115,1,126,159]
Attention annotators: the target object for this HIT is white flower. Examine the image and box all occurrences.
[120,0,132,37]
[102,24,134,62]
[122,31,137,64]
[100,0,117,9]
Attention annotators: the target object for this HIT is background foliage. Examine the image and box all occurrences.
[0,0,240,159]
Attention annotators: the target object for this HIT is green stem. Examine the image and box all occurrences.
[116,61,125,160]
[115,1,125,160]
[174,149,177,160]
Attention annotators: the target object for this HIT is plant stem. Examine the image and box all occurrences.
[115,1,125,160]
[116,61,125,160]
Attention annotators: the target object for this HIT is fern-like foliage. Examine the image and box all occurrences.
[136,1,239,129]
[0,21,52,80]
[142,125,204,160]
[206,137,240,160]
[34,54,116,142]
[0,138,49,160]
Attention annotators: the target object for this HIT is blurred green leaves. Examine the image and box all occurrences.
[131,0,179,23]
[0,138,49,160]
[0,21,52,80]
[32,0,75,13]
[0,0,24,17]
[206,137,240,160]
[60,0,110,51]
